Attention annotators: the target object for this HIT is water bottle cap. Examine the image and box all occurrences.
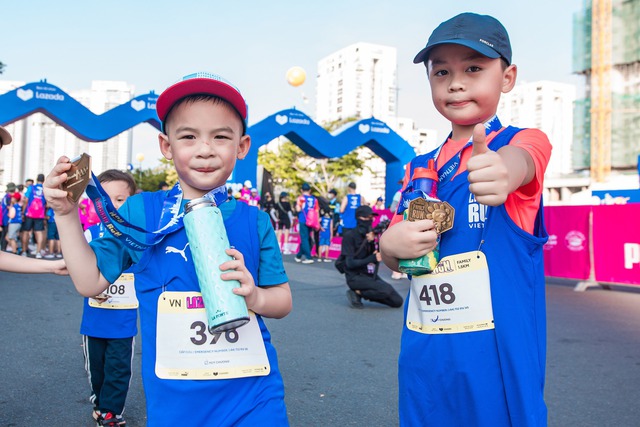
[185,197,215,214]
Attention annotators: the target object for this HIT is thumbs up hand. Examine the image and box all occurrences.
[467,123,510,206]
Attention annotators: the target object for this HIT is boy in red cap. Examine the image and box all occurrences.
[44,73,292,426]
[380,13,552,426]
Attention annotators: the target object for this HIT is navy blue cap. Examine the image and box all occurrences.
[301,183,311,191]
[413,13,512,65]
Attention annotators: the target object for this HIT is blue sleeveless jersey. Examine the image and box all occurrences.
[341,194,361,229]
[130,193,288,427]
[80,224,138,339]
[399,127,549,427]
[9,204,21,224]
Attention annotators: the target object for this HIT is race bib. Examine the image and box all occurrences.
[406,251,494,334]
[88,273,139,309]
[156,291,270,380]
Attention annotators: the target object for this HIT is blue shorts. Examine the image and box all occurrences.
[47,222,59,240]
[22,217,45,232]
[319,236,330,246]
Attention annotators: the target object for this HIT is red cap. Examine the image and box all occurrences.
[156,72,248,122]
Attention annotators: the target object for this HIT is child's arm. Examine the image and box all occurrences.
[467,124,535,207]
[43,157,110,296]
[379,219,439,272]
[222,248,292,319]
[0,252,68,275]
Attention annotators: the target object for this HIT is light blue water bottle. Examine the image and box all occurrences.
[184,197,250,333]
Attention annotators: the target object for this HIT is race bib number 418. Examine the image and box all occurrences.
[406,251,494,334]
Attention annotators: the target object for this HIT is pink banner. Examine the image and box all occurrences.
[280,231,341,260]
[543,205,591,280]
[592,204,640,286]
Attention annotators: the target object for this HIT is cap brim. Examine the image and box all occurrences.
[0,126,12,146]
[156,78,247,122]
[413,40,501,64]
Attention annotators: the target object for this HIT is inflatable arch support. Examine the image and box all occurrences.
[0,81,416,203]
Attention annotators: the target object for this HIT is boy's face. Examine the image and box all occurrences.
[102,180,133,210]
[159,100,251,199]
[426,44,516,131]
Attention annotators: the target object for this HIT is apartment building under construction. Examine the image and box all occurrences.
[572,0,640,179]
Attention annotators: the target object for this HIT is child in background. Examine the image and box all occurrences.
[380,13,551,426]
[318,210,333,262]
[80,170,138,427]
[6,192,22,254]
[45,206,62,259]
[45,72,292,426]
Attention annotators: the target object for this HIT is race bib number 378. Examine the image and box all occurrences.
[155,291,270,380]
[406,251,494,334]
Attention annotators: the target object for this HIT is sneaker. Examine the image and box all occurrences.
[96,411,125,427]
[301,259,314,264]
[323,258,332,262]
[44,254,55,259]
[21,252,27,257]
[391,271,403,280]
[56,253,63,259]
[35,252,43,259]
[346,290,363,309]
[294,257,302,263]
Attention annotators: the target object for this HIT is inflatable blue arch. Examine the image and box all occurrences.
[0,80,415,203]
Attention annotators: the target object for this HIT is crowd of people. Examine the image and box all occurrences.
[0,176,106,259]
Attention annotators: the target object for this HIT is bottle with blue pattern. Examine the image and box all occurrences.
[184,197,249,333]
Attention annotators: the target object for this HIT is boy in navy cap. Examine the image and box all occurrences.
[44,73,292,426]
[380,13,551,426]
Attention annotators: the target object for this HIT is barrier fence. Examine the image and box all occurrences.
[544,204,640,288]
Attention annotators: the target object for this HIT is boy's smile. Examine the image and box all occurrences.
[159,100,250,200]
[426,44,516,139]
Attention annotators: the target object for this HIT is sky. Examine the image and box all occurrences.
[1,0,585,168]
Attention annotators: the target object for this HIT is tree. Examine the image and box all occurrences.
[133,157,176,191]
[0,61,5,74]
[258,117,368,196]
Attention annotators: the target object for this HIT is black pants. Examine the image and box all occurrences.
[346,273,403,308]
[0,225,8,251]
[82,335,134,416]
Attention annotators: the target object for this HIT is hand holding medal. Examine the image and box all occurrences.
[62,153,92,203]
[398,159,455,276]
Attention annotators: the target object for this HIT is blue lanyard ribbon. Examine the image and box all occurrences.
[85,173,228,251]
[397,116,503,214]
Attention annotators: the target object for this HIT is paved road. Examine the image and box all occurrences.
[1,257,639,426]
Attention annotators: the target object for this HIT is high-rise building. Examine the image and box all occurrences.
[316,42,398,125]
[498,80,577,177]
[0,80,134,187]
[315,43,436,202]
[572,0,640,173]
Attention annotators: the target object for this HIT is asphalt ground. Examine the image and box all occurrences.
[1,256,639,426]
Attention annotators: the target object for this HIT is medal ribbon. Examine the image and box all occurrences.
[85,173,228,251]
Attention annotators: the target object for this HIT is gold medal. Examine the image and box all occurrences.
[406,198,455,234]
[63,153,91,203]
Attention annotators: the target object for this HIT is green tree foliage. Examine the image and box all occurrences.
[0,61,5,74]
[258,117,368,196]
[133,157,177,191]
